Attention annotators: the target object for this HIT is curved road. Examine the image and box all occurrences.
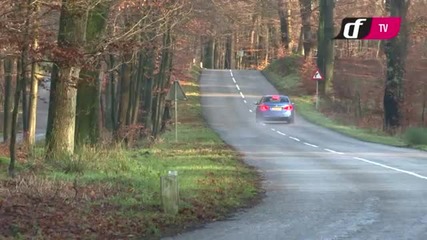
[164,69,427,240]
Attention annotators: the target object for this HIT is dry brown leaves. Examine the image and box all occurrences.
[0,175,153,239]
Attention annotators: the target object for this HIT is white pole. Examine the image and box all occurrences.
[316,80,319,110]
[175,81,178,142]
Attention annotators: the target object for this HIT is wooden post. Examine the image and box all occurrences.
[161,171,179,215]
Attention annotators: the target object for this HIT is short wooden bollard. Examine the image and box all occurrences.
[161,171,179,215]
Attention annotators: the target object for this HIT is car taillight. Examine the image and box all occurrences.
[259,104,269,111]
[283,105,293,111]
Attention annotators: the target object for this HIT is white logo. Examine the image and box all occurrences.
[343,19,367,39]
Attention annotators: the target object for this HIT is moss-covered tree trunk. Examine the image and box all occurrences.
[383,0,410,131]
[75,2,110,147]
[316,0,334,96]
[46,0,88,157]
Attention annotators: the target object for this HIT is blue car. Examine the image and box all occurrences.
[255,95,295,123]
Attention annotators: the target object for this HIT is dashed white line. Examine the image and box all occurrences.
[230,69,233,77]
[324,148,345,155]
[249,109,253,113]
[289,136,300,142]
[236,84,240,91]
[261,123,266,126]
[353,157,427,180]
[304,142,319,148]
[239,92,245,99]
[271,128,276,131]
[243,100,247,104]
[276,131,286,136]
[232,78,236,83]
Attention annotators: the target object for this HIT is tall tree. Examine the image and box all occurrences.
[27,0,40,147]
[75,1,111,147]
[316,0,335,96]
[116,53,132,138]
[383,0,411,130]
[299,0,312,58]
[9,56,24,177]
[3,57,14,143]
[203,37,215,69]
[278,0,290,49]
[46,0,88,157]
[152,26,173,138]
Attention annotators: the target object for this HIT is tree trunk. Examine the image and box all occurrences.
[8,54,26,178]
[152,28,172,138]
[75,2,110,147]
[278,0,290,49]
[75,70,100,146]
[3,57,14,143]
[224,34,233,69]
[142,46,156,132]
[126,58,137,126]
[203,38,214,69]
[21,75,29,137]
[316,0,335,96]
[116,54,132,138]
[131,52,144,124]
[105,54,117,131]
[27,0,40,147]
[299,0,312,58]
[383,0,410,131]
[46,0,88,157]
[264,24,270,63]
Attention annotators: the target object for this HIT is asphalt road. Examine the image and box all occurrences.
[164,69,427,240]
[1,83,49,142]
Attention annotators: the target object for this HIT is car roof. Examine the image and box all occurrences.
[262,94,289,98]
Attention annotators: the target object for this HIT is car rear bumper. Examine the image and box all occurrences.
[262,116,291,121]
[258,111,292,118]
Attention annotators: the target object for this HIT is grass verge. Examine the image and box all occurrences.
[0,67,263,239]
[262,56,427,151]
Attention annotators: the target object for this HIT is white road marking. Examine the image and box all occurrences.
[261,123,266,126]
[239,92,245,99]
[353,157,427,180]
[230,69,233,77]
[232,78,236,83]
[304,142,319,148]
[276,131,286,136]
[249,109,253,113]
[236,84,240,91]
[243,100,247,104]
[324,148,345,154]
[289,136,300,142]
[271,128,276,131]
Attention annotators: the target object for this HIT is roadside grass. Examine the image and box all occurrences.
[262,56,427,151]
[0,67,262,239]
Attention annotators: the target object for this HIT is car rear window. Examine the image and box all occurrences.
[263,96,290,103]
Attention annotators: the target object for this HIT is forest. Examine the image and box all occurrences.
[0,0,426,238]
